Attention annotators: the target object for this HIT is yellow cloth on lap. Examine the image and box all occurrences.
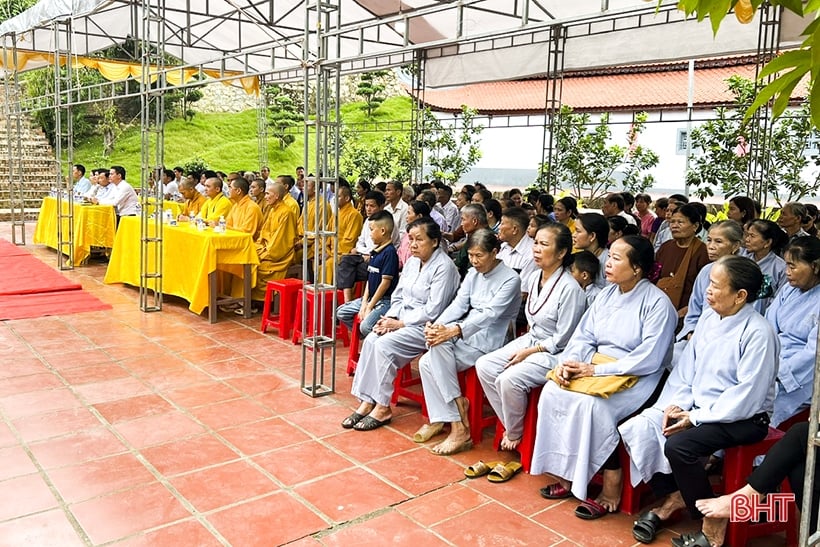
[546,352,638,398]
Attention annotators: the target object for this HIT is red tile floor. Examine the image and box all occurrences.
[0,222,791,546]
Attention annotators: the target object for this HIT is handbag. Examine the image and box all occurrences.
[546,352,638,398]
[656,240,699,309]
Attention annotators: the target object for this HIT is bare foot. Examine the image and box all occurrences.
[596,468,622,512]
[430,430,473,455]
[702,516,728,547]
[500,433,521,451]
[355,402,375,416]
[653,490,687,520]
[696,484,758,519]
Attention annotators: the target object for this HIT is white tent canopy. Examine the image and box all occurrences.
[0,0,807,87]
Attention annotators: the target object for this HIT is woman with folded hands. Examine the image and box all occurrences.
[341,217,460,432]
[620,255,778,547]
[532,236,677,520]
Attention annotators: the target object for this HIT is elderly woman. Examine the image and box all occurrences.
[621,255,778,547]
[397,201,431,268]
[342,217,460,431]
[475,223,586,452]
[743,219,788,314]
[655,204,710,320]
[415,229,522,455]
[767,236,820,428]
[572,212,610,287]
[533,236,677,519]
[777,201,810,244]
[553,196,578,234]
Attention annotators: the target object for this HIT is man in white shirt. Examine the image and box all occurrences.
[602,192,637,226]
[261,166,274,185]
[72,164,91,195]
[92,165,138,217]
[433,181,460,232]
[160,168,179,198]
[497,207,537,285]
[84,169,113,200]
[383,180,408,237]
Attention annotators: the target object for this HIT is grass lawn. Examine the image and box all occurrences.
[72,96,413,178]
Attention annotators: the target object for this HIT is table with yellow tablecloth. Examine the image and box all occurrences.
[103,217,259,321]
[33,196,117,264]
[144,198,183,218]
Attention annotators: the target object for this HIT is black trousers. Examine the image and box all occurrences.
[336,254,368,290]
[749,422,819,531]
[649,413,769,519]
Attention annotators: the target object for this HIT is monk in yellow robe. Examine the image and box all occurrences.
[177,177,206,221]
[250,178,270,221]
[277,175,301,220]
[252,181,299,300]
[322,185,363,284]
[197,176,232,224]
[298,177,327,259]
[226,177,263,239]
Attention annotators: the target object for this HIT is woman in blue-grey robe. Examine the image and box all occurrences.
[741,219,787,315]
[342,217,460,431]
[620,255,778,547]
[532,236,676,518]
[767,236,820,428]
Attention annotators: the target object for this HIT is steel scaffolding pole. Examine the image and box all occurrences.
[138,0,165,313]
[301,0,342,397]
[539,24,567,195]
[2,33,26,245]
[410,50,425,185]
[257,84,269,170]
[53,19,74,270]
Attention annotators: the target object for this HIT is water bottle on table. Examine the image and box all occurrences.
[217,215,226,234]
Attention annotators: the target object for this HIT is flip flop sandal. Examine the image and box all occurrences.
[413,423,445,443]
[341,412,366,429]
[632,511,663,543]
[463,460,502,479]
[352,415,392,431]
[540,483,572,500]
[487,461,523,483]
[574,498,614,520]
[671,531,715,547]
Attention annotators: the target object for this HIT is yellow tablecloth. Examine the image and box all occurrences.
[144,198,183,218]
[104,216,259,315]
[33,196,117,264]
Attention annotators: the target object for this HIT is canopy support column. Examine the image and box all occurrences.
[2,33,26,245]
[53,19,74,270]
[539,24,566,196]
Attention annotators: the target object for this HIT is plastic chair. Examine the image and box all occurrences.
[459,367,498,446]
[391,359,428,418]
[291,288,350,347]
[493,385,543,473]
[259,278,302,338]
[346,315,362,376]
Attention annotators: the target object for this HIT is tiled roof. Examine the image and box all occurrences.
[415,62,807,114]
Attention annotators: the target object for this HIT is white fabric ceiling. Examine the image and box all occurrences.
[0,0,807,87]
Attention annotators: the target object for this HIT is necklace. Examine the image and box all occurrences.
[528,268,564,316]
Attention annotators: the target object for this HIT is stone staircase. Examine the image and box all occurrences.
[0,90,58,222]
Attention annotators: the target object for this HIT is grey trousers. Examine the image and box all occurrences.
[474,334,556,439]
[350,325,426,407]
[419,339,483,423]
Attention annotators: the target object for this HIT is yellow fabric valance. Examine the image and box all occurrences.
[0,48,259,95]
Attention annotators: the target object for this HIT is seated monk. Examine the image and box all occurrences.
[226,177,263,239]
[197,176,232,225]
[321,184,363,284]
[249,181,298,305]
[177,176,206,222]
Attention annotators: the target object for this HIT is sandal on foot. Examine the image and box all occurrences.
[413,423,445,443]
[352,415,392,431]
[430,437,473,456]
[463,460,502,479]
[671,531,715,547]
[632,511,662,543]
[341,412,366,429]
[487,461,523,483]
[574,498,615,520]
[540,483,572,500]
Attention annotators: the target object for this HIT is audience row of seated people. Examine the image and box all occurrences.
[336,188,820,547]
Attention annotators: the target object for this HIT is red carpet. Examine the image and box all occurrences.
[0,239,111,320]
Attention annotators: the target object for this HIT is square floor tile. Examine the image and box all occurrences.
[226,373,292,396]
[254,387,332,416]
[368,448,466,496]
[71,482,190,545]
[12,406,101,444]
[0,509,85,547]
[531,499,641,546]
[28,427,127,469]
[163,382,241,409]
[397,484,490,527]
[321,510,450,546]
[207,492,327,547]
[252,441,355,487]
[73,376,152,405]
[0,473,59,521]
[47,452,157,503]
[140,434,239,477]
[0,388,82,420]
[0,373,64,398]
[107,519,223,547]
[60,363,131,385]
[115,411,205,449]
[0,445,38,480]
[191,398,272,430]
[294,468,406,523]
[200,357,269,379]
[324,427,417,464]
[432,501,563,546]
[283,403,355,439]
[218,418,310,456]
[169,460,279,513]
[93,394,176,424]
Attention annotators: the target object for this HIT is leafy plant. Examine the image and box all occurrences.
[266,84,302,149]
[419,105,483,184]
[356,70,390,117]
[182,156,209,175]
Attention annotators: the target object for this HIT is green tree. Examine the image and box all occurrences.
[674,0,820,129]
[419,105,483,184]
[356,70,389,117]
[535,107,658,201]
[0,0,35,23]
[266,84,302,149]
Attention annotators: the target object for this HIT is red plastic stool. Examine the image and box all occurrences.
[459,367,498,446]
[260,278,302,338]
[391,358,428,417]
[722,427,797,547]
[346,315,362,376]
[494,385,543,473]
[777,408,809,433]
[588,442,650,515]
[291,288,350,347]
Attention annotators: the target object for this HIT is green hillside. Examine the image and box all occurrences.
[72,95,413,177]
